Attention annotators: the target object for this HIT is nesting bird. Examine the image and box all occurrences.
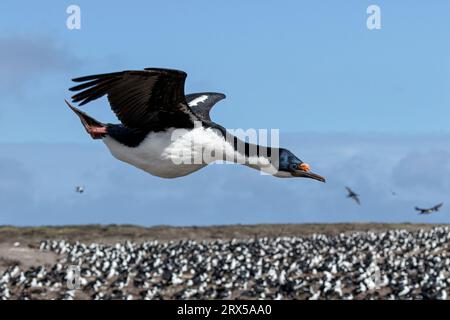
[1,227,449,300]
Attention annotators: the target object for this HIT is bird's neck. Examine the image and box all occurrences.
[218,131,280,175]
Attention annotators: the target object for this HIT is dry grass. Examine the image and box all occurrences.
[0,223,447,245]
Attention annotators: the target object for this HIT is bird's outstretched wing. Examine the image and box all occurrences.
[70,68,196,129]
[415,207,428,214]
[186,92,226,121]
[432,203,443,211]
[345,187,360,205]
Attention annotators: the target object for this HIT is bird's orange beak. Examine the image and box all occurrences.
[291,162,326,182]
[298,163,310,172]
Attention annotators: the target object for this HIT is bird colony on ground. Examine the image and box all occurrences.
[1,227,449,300]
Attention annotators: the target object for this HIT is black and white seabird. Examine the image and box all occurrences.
[75,186,84,193]
[66,68,325,182]
[345,187,360,205]
[415,203,443,215]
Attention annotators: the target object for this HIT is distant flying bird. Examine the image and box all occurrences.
[415,203,443,215]
[345,187,360,205]
[75,186,85,194]
[66,68,325,182]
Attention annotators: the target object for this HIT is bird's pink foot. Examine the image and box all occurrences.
[87,126,107,139]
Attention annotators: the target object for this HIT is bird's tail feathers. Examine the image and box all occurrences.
[65,100,106,138]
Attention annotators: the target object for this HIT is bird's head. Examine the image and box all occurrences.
[276,148,325,182]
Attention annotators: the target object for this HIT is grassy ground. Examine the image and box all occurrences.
[0,223,447,244]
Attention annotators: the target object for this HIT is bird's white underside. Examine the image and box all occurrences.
[103,127,284,178]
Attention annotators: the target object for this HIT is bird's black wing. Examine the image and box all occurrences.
[345,186,357,197]
[432,203,443,211]
[186,92,226,121]
[415,207,428,214]
[70,68,196,129]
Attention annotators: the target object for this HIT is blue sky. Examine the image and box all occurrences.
[0,1,449,225]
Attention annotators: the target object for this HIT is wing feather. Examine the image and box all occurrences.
[70,68,194,129]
